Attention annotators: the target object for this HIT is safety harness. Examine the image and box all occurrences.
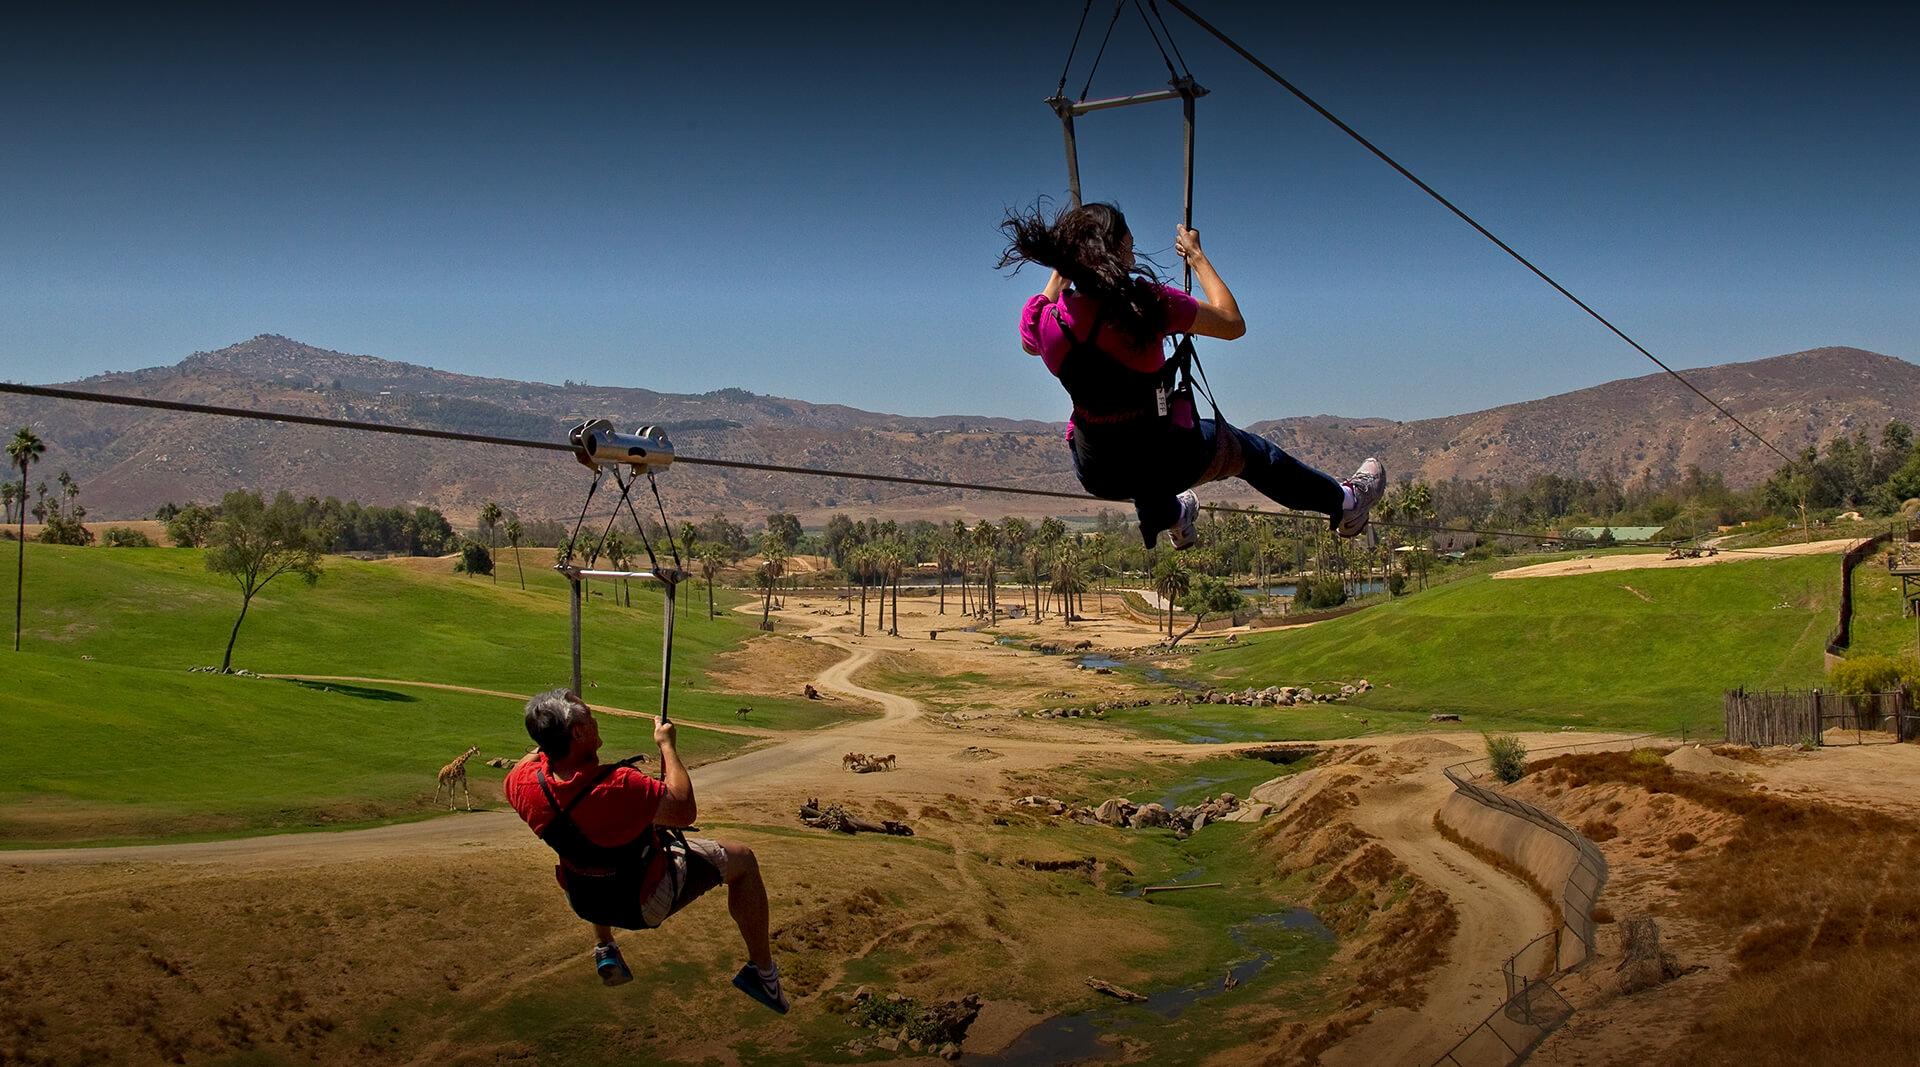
[1054,301,1244,483]
[534,759,687,931]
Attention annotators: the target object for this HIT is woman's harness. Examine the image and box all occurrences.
[1054,303,1244,484]
[534,758,688,931]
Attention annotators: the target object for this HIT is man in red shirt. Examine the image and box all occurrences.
[504,688,786,1012]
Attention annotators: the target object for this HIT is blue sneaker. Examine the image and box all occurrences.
[732,963,790,1014]
[594,943,632,987]
[1169,491,1200,550]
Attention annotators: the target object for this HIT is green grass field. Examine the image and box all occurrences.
[1104,553,1843,742]
[1838,560,1917,661]
[0,543,843,845]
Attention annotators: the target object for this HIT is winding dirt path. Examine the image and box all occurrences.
[1322,758,1557,1066]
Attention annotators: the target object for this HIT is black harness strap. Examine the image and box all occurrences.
[534,760,686,930]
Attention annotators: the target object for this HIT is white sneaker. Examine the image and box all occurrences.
[1337,459,1386,539]
[1169,491,1200,550]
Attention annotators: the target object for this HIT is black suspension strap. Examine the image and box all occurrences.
[647,470,685,573]
[1132,0,1181,82]
[1054,0,1097,99]
[610,468,664,576]
[1079,0,1128,101]
[560,468,605,567]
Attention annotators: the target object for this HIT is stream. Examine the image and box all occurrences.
[965,908,1335,1065]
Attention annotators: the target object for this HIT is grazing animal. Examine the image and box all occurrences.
[1073,640,1093,651]
[842,752,863,770]
[436,745,481,810]
[1223,970,1238,991]
[881,754,897,771]
[1357,718,1370,729]
[736,706,753,718]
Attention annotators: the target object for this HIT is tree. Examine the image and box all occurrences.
[698,542,737,619]
[765,513,803,554]
[166,503,219,548]
[1152,555,1190,639]
[504,515,525,590]
[205,491,328,672]
[758,532,787,631]
[1169,574,1244,648]
[1,481,15,526]
[933,533,956,615]
[478,502,503,585]
[459,540,495,579]
[8,427,45,651]
[34,471,91,546]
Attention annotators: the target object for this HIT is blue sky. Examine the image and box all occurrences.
[2,2,1914,423]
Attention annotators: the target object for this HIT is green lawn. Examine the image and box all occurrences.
[0,651,757,846]
[1,543,846,731]
[1113,554,1842,740]
[0,543,847,845]
[1840,561,1919,661]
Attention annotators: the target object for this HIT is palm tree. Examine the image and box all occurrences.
[933,533,956,615]
[504,515,526,590]
[972,520,999,618]
[478,502,503,585]
[758,532,787,631]
[697,542,736,620]
[0,481,14,526]
[1051,547,1086,626]
[1153,555,1190,639]
[9,428,46,651]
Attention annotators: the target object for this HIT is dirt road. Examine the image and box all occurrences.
[1492,536,1861,580]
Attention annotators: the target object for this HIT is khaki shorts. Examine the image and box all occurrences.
[639,836,731,928]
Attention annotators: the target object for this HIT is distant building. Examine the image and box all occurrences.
[1563,526,1666,543]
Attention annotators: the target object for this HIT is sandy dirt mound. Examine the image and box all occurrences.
[1663,744,1750,776]
[1390,737,1466,756]
[1492,537,1860,580]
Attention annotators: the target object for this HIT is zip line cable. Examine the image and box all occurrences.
[1160,0,1800,468]
[0,379,1581,544]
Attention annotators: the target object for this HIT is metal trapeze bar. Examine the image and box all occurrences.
[1054,86,1184,115]
[556,566,688,583]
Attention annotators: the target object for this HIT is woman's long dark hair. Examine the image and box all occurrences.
[999,201,1170,348]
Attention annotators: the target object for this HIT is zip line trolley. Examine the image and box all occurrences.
[558,419,687,723]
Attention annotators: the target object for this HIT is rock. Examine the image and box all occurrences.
[852,985,874,1002]
[1191,812,1209,831]
[940,1042,962,1060]
[908,1038,924,1052]
[1094,798,1133,826]
[1218,792,1238,809]
[875,1035,901,1052]
[1220,802,1273,823]
[1340,685,1357,697]
[1297,688,1313,702]
[1129,803,1169,829]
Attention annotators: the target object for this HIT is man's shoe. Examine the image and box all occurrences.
[1337,459,1387,539]
[594,943,633,987]
[1169,491,1200,550]
[732,963,790,1014]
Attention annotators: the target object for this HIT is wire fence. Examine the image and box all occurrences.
[1724,688,1916,746]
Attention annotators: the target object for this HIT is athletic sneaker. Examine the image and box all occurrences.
[1169,491,1200,550]
[594,943,632,987]
[732,963,790,1014]
[1336,458,1387,539]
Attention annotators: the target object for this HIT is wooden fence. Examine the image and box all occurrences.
[1826,532,1892,663]
[1724,688,1915,745]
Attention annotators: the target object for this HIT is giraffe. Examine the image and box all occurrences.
[437,745,481,810]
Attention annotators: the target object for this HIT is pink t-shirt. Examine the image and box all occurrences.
[1019,285,1199,377]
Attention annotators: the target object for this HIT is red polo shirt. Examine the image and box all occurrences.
[504,752,665,847]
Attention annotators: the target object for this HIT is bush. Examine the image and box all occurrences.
[100,526,155,548]
[1827,654,1920,695]
[1485,734,1528,783]
[1387,572,1408,597]
[1296,575,1347,610]
[456,541,493,576]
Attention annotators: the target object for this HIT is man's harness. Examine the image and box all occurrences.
[534,758,689,931]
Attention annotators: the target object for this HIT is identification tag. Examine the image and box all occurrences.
[1155,387,1168,417]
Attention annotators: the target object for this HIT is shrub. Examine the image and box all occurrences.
[1296,575,1347,610]
[1485,734,1528,783]
[1827,654,1920,695]
[1387,572,1408,597]
[101,526,155,548]
[456,541,493,576]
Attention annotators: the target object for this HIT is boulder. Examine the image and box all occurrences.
[1220,802,1273,823]
[1093,798,1134,826]
[1129,803,1169,828]
[1191,812,1209,832]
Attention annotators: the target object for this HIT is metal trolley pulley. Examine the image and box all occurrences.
[569,418,675,472]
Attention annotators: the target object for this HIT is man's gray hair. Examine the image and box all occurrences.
[525,688,584,757]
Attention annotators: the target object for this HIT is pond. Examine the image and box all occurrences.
[1238,579,1385,598]
[1075,654,1126,671]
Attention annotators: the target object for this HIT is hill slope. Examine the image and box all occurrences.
[2,336,1913,523]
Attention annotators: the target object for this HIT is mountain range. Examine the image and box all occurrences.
[2,336,1914,526]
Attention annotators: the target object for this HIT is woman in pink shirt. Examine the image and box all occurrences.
[1001,201,1384,547]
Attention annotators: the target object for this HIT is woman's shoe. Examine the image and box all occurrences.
[1337,459,1386,538]
[1169,491,1200,549]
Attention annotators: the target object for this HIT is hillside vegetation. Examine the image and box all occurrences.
[1179,554,1840,735]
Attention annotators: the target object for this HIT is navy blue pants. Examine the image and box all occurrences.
[1070,420,1344,547]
